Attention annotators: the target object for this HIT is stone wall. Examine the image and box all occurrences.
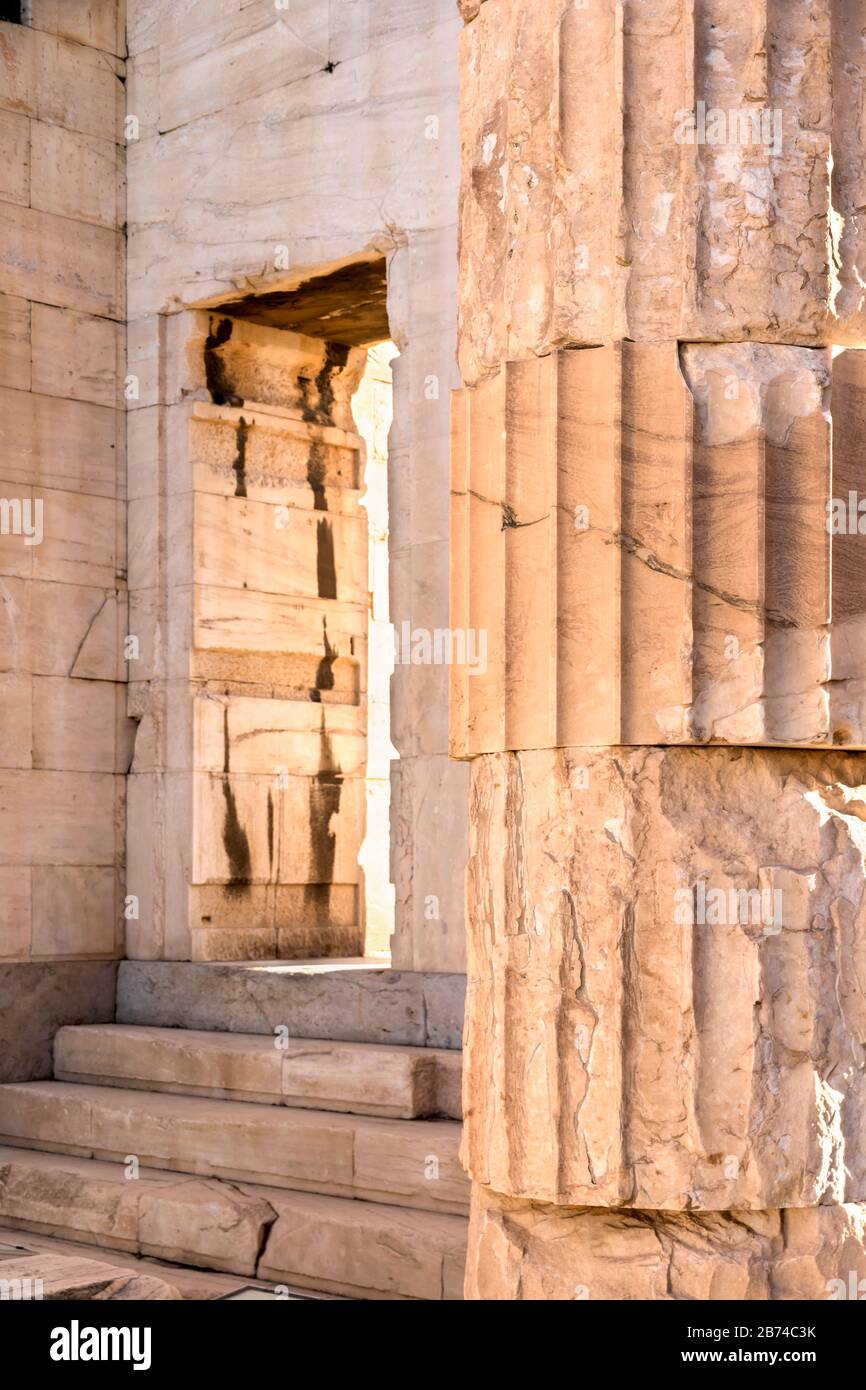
[455,0,866,1298]
[125,0,468,971]
[0,4,126,1071]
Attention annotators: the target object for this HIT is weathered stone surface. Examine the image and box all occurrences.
[0,1146,154,1251]
[457,0,855,387]
[156,1,327,134]
[0,1144,466,1298]
[464,746,866,1210]
[32,679,129,774]
[433,1048,463,1121]
[0,22,123,142]
[0,1144,270,1277]
[0,1081,469,1214]
[31,304,121,408]
[185,313,367,427]
[30,122,120,230]
[125,10,458,317]
[466,1186,866,1302]
[0,204,122,318]
[137,1180,274,1276]
[31,867,120,959]
[116,960,466,1049]
[0,109,30,207]
[0,963,116,1083]
[455,0,866,1307]
[278,1039,456,1118]
[90,1269,182,1300]
[0,771,119,867]
[125,317,370,962]
[0,293,30,389]
[0,869,30,961]
[0,1252,180,1301]
[258,1188,467,1300]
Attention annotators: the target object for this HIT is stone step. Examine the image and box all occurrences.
[253,1187,466,1300]
[0,1082,468,1215]
[54,1025,462,1120]
[0,1225,333,1302]
[0,1147,466,1299]
[116,959,465,1049]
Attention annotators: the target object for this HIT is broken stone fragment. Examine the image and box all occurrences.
[0,1253,180,1301]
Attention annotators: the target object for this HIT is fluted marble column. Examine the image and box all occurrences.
[454,0,866,1300]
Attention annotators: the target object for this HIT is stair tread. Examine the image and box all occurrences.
[57,1023,459,1059]
[0,1081,468,1216]
[54,1024,461,1119]
[0,1144,466,1224]
[0,1079,460,1131]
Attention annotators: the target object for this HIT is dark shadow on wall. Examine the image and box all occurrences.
[0,962,117,1083]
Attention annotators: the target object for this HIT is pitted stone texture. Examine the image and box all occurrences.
[456,0,857,386]
[186,312,368,423]
[463,746,866,1210]
[832,1,866,343]
[466,1186,866,1301]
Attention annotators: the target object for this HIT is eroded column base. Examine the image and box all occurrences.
[466,1186,866,1301]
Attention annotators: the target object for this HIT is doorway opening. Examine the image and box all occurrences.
[192,257,396,963]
